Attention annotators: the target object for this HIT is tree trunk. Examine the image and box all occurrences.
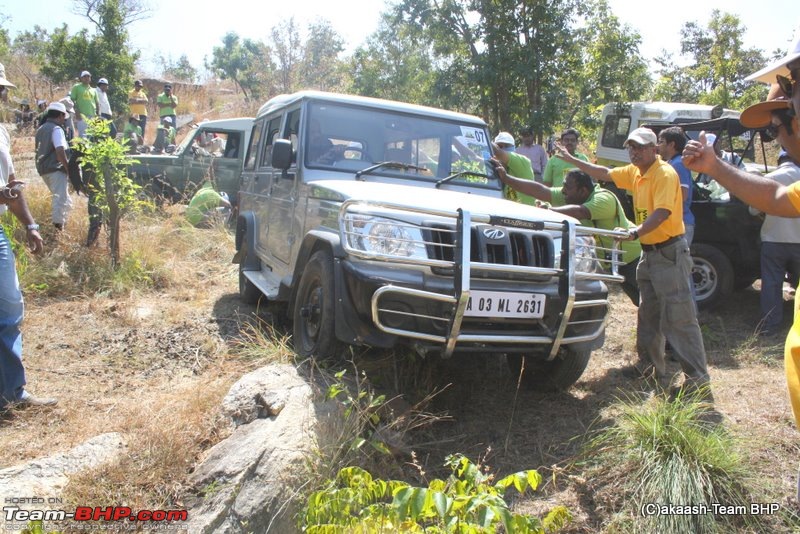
[103,163,121,268]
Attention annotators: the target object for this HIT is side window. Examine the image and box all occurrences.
[285,109,301,160]
[244,121,264,170]
[601,115,631,149]
[259,116,282,168]
[223,133,241,159]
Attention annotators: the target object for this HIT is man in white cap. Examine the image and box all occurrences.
[153,116,176,154]
[0,66,54,410]
[682,26,800,502]
[491,131,537,204]
[96,77,116,138]
[555,127,710,401]
[69,70,99,137]
[34,102,72,231]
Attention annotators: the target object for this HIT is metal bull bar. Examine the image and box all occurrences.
[340,201,627,358]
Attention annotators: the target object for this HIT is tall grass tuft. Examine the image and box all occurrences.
[584,394,763,533]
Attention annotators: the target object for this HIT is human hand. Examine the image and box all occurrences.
[682,131,717,174]
[27,229,43,254]
[552,141,571,161]
[489,157,506,179]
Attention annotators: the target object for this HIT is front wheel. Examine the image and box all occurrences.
[293,249,342,359]
[507,347,592,392]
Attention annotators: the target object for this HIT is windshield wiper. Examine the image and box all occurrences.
[355,161,428,181]
[435,170,492,188]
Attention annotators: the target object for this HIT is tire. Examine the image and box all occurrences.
[292,249,342,359]
[690,243,734,310]
[507,347,592,392]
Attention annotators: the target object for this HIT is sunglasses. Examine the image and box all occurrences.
[764,122,785,139]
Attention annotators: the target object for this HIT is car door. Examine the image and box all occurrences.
[254,116,283,260]
[266,108,300,265]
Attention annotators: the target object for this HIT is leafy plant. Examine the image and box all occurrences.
[326,369,392,457]
[301,455,570,533]
[72,119,144,267]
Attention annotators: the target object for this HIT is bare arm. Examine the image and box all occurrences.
[552,141,612,182]
[551,204,591,219]
[55,146,69,170]
[1,172,43,253]
[493,160,552,203]
[491,143,510,166]
[683,133,798,217]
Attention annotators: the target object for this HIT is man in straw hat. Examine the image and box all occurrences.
[0,66,55,410]
[682,24,800,503]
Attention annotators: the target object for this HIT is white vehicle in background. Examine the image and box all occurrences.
[596,102,740,167]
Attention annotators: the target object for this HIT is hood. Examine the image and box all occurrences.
[310,180,577,225]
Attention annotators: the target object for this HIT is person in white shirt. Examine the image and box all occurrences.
[96,78,116,138]
[516,127,548,183]
[748,147,800,336]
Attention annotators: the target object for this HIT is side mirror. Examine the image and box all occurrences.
[271,139,292,170]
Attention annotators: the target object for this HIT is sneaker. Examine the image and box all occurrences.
[15,390,58,407]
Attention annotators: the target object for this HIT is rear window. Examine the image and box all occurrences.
[601,115,631,149]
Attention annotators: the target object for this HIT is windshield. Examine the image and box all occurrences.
[305,102,495,187]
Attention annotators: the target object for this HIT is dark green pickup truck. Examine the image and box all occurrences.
[127,117,253,204]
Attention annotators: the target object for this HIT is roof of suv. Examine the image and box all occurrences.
[256,91,487,126]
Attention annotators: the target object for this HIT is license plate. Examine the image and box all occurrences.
[464,290,545,319]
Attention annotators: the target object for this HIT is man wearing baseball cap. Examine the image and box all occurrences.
[96,77,116,138]
[683,25,800,503]
[556,127,711,402]
[69,70,99,137]
[34,102,72,231]
[157,83,178,133]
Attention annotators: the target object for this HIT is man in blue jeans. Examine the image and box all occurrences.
[0,128,54,409]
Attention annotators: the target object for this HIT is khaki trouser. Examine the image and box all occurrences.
[636,237,710,386]
[41,170,72,225]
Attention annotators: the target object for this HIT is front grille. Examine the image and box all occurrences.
[425,223,553,268]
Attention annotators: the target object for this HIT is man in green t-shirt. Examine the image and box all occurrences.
[494,161,641,305]
[543,128,589,187]
[492,132,537,205]
[69,70,99,138]
[157,83,178,129]
[186,182,232,227]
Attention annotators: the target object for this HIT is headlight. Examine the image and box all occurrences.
[574,235,599,273]
[342,214,427,259]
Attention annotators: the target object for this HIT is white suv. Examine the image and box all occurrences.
[234,91,624,390]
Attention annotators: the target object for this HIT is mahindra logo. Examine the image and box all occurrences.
[483,227,506,240]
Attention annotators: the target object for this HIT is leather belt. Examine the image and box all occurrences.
[641,235,684,252]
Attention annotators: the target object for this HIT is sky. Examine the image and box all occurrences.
[1,0,798,80]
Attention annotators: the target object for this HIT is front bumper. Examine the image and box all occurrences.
[338,202,626,358]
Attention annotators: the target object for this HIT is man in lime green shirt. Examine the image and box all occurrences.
[186,182,231,227]
[494,162,641,305]
[69,70,99,138]
[492,132,537,205]
[543,128,589,187]
[157,83,178,129]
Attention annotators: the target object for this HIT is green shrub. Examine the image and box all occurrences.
[301,455,570,533]
[584,394,763,533]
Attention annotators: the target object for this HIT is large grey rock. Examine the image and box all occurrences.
[186,364,337,534]
[0,433,126,529]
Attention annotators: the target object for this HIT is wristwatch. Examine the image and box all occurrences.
[629,228,639,240]
[26,223,40,231]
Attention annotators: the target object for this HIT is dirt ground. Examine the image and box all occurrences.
[1,173,799,531]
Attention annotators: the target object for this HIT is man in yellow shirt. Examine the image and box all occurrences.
[128,80,149,139]
[555,127,710,399]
